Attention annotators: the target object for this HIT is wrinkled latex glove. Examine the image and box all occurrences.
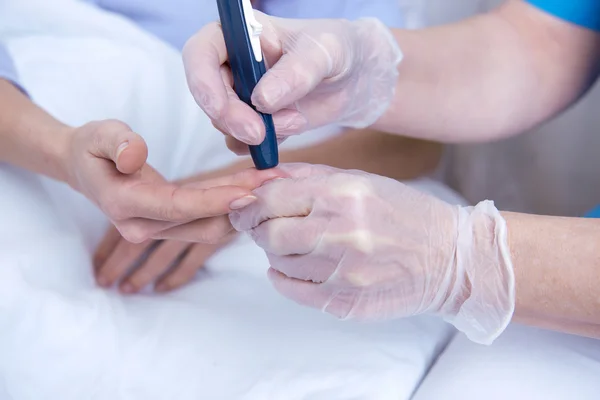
[65,120,284,243]
[183,13,402,154]
[230,164,515,345]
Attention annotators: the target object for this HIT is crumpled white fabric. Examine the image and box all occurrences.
[0,1,465,399]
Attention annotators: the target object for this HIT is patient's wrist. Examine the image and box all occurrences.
[48,124,75,184]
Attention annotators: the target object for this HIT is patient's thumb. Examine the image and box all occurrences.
[95,120,148,175]
[114,135,148,175]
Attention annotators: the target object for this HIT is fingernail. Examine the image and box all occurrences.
[229,195,257,210]
[120,283,134,294]
[230,120,263,145]
[115,141,129,159]
[96,276,109,288]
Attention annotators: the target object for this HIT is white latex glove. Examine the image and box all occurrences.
[230,164,515,345]
[183,13,402,154]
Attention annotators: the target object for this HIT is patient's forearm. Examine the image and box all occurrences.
[278,130,442,181]
[186,129,442,183]
[0,79,71,182]
[375,0,600,142]
[505,212,600,338]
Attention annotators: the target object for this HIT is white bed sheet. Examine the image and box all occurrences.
[0,1,467,398]
[412,324,600,400]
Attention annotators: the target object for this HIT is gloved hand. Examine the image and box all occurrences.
[230,164,515,345]
[65,119,284,243]
[183,13,402,154]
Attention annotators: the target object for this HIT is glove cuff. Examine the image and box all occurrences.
[338,17,403,129]
[443,200,515,345]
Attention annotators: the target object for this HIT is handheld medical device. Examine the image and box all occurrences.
[216,0,279,170]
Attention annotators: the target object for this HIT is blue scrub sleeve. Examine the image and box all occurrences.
[527,0,600,31]
[584,205,600,218]
[0,44,26,93]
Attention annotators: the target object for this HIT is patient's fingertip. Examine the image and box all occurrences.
[92,254,105,271]
[96,274,110,288]
[154,282,169,293]
[116,139,147,174]
[119,283,135,294]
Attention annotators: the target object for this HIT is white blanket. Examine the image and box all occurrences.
[0,1,465,398]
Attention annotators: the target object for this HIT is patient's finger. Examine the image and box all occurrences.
[93,226,122,272]
[96,238,157,288]
[151,215,233,243]
[155,234,236,292]
[184,167,286,191]
[114,167,286,243]
[86,120,148,175]
[116,183,254,222]
[120,240,191,294]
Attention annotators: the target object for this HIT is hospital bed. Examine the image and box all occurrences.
[0,1,471,398]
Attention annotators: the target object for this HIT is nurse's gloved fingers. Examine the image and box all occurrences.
[271,109,309,137]
[151,215,234,244]
[183,25,264,146]
[95,237,155,288]
[267,268,333,309]
[266,253,338,283]
[182,22,229,120]
[230,171,335,231]
[218,65,266,145]
[268,268,360,319]
[84,120,148,174]
[276,163,341,179]
[119,240,190,294]
[183,167,287,191]
[249,216,325,256]
[251,37,334,114]
[155,233,237,292]
[93,226,122,272]
[230,164,375,232]
[225,135,251,156]
[211,119,252,155]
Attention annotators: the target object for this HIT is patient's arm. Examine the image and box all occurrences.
[0,79,282,244]
[505,212,600,339]
[0,79,72,182]
[187,129,443,183]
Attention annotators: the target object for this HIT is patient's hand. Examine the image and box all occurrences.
[65,119,283,243]
[93,225,235,293]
